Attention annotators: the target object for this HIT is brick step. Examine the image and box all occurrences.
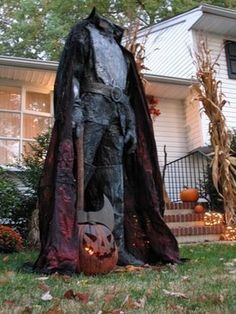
[167,221,205,228]
[164,213,204,223]
[170,224,225,237]
[165,202,208,210]
[165,208,195,215]
[177,234,222,243]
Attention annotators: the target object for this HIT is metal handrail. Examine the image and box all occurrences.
[164,150,211,202]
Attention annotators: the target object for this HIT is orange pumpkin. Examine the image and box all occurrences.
[180,188,199,202]
[194,204,205,214]
[76,223,118,275]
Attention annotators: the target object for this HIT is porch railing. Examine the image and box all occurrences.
[163,151,211,202]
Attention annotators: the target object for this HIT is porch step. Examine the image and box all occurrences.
[164,202,225,243]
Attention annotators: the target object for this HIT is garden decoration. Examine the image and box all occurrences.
[191,40,236,227]
[180,187,199,202]
[194,204,205,214]
[75,127,118,275]
[33,8,180,275]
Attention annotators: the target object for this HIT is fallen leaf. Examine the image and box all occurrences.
[2,256,9,262]
[63,289,75,300]
[114,265,145,273]
[75,292,89,304]
[45,307,65,314]
[63,289,89,304]
[37,276,49,281]
[62,275,71,283]
[224,262,234,267]
[229,269,236,274]
[21,306,33,313]
[5,271,16,278]
[163,289,188,299]
[3,300,15,306]
[0,276,9,285]
[104,293,115,303]
[122,295,146,309]
[167,264,178,273]
[41,291,53,301]
[38,282,50,291]
[133,297,146,308]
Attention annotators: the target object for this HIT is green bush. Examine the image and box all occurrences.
[0,130,51,239]
[0,167,35,238]
[20,129,51,197]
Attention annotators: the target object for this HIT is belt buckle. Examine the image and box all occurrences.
[111,86,122,102]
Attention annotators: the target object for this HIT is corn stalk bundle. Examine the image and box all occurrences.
[125,20,149,83]
[191,40,236,226]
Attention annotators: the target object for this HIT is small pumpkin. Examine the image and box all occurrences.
[194,204,205,214]
[77,223,118,275]
[180,187,199,202]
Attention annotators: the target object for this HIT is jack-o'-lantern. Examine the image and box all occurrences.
[76,223,118,275]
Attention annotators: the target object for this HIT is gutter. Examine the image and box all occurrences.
[200,4,236,19]
[144,74,197,86]
[0,55,58,71]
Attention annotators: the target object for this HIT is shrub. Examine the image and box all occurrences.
[0,225,23,253]
[20,129,51,197]
[0,167,35,238]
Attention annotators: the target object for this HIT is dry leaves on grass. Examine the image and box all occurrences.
[45,306,65,314]
[122,295,146,310]
[114,264,162,273]
[163,289,188,299]
[41,291,53,301]
[0,271,16,285]
[63,289,89,304]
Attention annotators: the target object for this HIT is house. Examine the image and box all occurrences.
[0,4,235,200]
[0,56,56,164]
[138,3,236,201]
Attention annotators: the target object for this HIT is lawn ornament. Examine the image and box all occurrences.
[77,223,118,275]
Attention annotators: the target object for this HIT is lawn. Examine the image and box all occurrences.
[0,243,235,313]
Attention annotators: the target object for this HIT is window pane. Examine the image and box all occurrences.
[0,112,20,137]
[230,60,236,74]
[229,43,236,56]
[26,91,51,113]
[22,140,35,156]
[0,139,20,164]
[23,114,52,139]
[0,87,21,110]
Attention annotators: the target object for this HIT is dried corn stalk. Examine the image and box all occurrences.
[191,40,236,225]
[125,19,149,83]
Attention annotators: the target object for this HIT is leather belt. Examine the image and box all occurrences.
[82,82,129,105]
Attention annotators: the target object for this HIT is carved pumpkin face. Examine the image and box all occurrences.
[77,223,118,275]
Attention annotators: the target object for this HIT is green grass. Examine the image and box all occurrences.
[0,243,236,313]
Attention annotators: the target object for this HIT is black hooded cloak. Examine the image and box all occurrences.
[34,10,180,274]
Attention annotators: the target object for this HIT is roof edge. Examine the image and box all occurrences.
[200,3,236,19]
[0,55,58,71]
[144,74,196,85]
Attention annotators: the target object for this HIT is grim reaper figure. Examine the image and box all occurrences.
[34,9,180,274]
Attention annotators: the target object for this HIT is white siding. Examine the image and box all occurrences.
[153,98,188,169]
[185,95,204,151]
[144,21,194,79]
[192,31,236,144]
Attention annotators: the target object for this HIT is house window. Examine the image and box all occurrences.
[225,41,236,79]
[0,86,52,164]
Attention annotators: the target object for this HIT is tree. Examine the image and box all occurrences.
[1,0,236,60]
